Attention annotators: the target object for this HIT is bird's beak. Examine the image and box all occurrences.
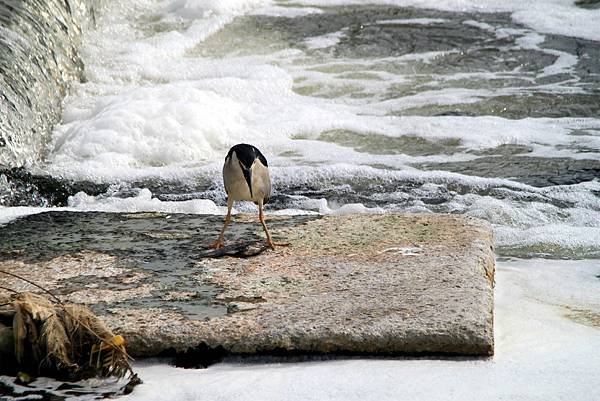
[240,162,253,198]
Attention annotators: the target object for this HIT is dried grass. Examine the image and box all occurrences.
[0,291,135,381]
[40,313,75,371]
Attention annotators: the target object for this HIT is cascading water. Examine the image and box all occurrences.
[0,0,100,169]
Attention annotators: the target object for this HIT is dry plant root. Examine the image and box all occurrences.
[0,269,141,392]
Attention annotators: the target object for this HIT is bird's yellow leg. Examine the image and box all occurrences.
[211,199,233,249]
[258,201,289,249]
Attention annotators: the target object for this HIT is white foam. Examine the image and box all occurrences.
[0,189,229,228]
[0,206,56,227]
[273,162,593,195]
[304,30,346,49]
[462,20,495,32]
[47,83,252,180]
[369,87,495,112]
[359,116,600,156]
[67,188,224,214]
[447,186,600,256]
[71,0,270,88]
[513,31,579,78]
[541,50,579,78]
[43,0,600,183]
[161,0,267,19]
[122,259,600,401]
[252,5,323,17]
[47,70,600,180]
[271,208,320,216]
[296,198,385,215]
[496,225,600,256]
[511,4,600,43]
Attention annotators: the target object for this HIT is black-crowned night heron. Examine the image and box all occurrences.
[211,143,278,249]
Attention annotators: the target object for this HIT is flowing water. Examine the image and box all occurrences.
[1,0,599,400]
[0,0,102,168]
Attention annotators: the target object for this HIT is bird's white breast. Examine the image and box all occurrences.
[251,157,271,202]
[223,151,271,203]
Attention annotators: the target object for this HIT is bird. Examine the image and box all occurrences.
[211,143,278,249]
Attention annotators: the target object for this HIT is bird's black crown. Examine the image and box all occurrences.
[227,143,268,169]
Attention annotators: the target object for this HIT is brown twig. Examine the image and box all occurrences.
[0,270,63,304]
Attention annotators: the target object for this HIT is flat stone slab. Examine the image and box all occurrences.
[0,212,494,358]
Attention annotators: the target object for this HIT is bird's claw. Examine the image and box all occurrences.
[210,241,224,249]
[266,240,290,249]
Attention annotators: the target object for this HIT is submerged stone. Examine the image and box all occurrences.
[0,212,495,361]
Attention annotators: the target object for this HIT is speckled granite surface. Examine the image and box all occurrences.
[0,212,494,357]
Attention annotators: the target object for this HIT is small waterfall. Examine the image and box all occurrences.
[0,0,100,169]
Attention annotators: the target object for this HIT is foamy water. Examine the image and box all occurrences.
[23,0,598,256]
[1,0,599,399]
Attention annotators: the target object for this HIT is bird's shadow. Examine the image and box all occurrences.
[196,240,270,259]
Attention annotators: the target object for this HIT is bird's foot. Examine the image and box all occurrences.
[266,240,290,249]
[210,241,225,249]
